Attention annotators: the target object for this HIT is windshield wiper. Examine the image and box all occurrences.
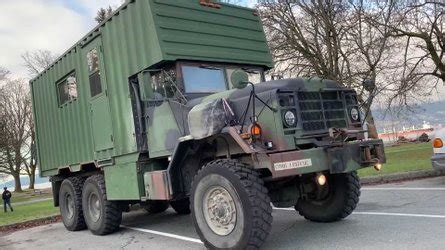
[199,65,221,70]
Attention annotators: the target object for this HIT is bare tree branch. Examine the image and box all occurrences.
[21,50,58,78]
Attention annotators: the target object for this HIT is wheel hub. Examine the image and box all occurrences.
[88,193,101,222]
[203,186,237,236]
[65,194,74,219]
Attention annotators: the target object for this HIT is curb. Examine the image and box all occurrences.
[361,169,445,185]
[0,215,61,233]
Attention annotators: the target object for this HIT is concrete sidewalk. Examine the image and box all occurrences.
[10,198,52,206]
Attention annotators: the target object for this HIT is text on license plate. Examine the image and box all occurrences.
[274,159,313,171]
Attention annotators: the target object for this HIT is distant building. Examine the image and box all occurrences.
[378,121,436,143]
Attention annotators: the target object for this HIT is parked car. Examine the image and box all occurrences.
[432,128,445,170]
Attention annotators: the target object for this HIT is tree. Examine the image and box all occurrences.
[259,0,398,137]
[21,50,58,78]
[24,115,37,189]
[0,67,9,82]
[0,79,33,192]
[95,6,113,23]
[374,1,444,109]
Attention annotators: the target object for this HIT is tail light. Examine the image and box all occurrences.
[433,138,443,148]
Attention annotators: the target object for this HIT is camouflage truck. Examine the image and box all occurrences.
[31,0,385,249]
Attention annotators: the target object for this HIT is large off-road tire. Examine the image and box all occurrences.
[82,175,122,235]
[142,200,169,214]
[170,198,191,215]
[59,177,86,231]
[295,171,360,222]
[191,159,272,250]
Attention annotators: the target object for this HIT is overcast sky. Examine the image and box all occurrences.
[0,0,442,101]
[0,0,256,79]
[0,0,124,78]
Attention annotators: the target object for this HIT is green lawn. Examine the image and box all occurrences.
[11,189,52,204]
[358,142,433,177]
[0,200,59,226]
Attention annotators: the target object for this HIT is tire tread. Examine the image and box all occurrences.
[297,171,361,222]
[61,176,86,231]
[84,175,122,235]
[194,159,273,249]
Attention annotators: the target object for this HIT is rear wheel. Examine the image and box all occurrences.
[82,175,122,235]
[59,177,86,231]
[295,171,360,222]
[191,159,272,249]
[170,198,191,215]
[142,200,169,214]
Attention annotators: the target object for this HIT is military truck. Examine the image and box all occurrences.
[31,0,385,249]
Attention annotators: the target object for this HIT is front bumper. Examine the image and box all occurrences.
[431,154,445,170]
[264,139,385,178]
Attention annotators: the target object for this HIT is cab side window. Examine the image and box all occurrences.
[87,48,102,97]
[150,67,177,99]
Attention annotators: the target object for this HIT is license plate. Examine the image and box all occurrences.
[274,159,313,171]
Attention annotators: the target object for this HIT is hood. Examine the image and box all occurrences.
[188,77,345,107]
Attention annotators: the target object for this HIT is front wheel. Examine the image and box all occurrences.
[82,175,122,235]
[295,171,361,222]
[191,160,272,249]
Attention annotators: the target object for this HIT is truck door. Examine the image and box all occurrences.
[84,38,114,153]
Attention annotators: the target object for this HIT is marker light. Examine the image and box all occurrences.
[316,174,327,186]
[433,138,443,148]
[374,163,382,171]
[250,123,262,138]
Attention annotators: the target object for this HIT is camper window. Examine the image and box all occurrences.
[87,48,102,97]
[57,72,78,106]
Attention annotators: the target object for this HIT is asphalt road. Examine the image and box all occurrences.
[1,176,445,250]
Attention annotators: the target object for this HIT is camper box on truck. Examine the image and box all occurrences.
[31,0,385,249]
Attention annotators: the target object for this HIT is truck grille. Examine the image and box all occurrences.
[298,91,347,132]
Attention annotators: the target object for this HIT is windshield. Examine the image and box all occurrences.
[226,68,262,87]
[182,66,227,93]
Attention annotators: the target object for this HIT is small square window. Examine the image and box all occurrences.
[57,72,78,105]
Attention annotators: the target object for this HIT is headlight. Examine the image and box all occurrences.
[350,107,360,122]
[284,110,296,127]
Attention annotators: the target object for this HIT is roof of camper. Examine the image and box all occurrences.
[30,0,273,83]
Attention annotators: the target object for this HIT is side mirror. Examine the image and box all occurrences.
[362,79,375,92]
[230,69,249,89]
[137,71,154,101]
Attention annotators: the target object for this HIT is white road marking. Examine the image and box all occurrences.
[121,225,203,244]
[362,187,445,191]
[122,208,445,244]
[352,212,445,218]
[273,207,445,218]
[273,207,295,211]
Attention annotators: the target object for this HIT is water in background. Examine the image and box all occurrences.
[0,175,51,191]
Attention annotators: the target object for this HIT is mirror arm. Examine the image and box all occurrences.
[246,82,277,113]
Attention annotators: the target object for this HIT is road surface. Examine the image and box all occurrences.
[1,176,445,249]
